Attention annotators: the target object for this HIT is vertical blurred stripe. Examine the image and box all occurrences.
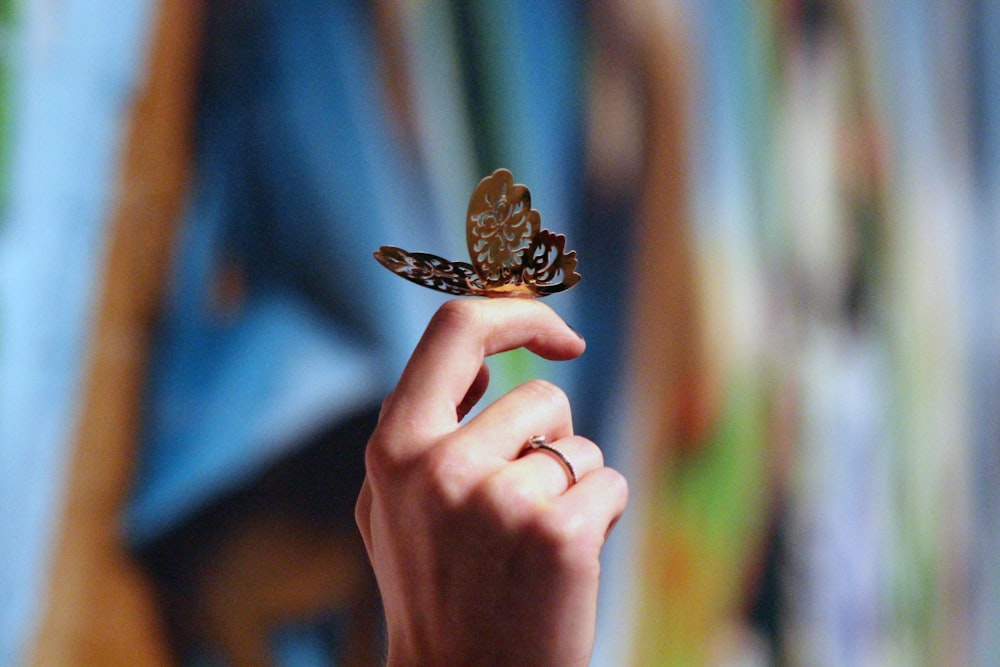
[969,0,1000,662]
[0,0,162,662]
[0,0,13,220]
[0,0,200,663]
[439,0,586,412]
[30,0,201,661]
[628,2,773,663]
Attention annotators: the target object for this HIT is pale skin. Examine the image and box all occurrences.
[355,298,629,666]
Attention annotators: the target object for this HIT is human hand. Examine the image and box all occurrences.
[355,299,628,666]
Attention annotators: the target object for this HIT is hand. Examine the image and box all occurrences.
[355,299,628,666]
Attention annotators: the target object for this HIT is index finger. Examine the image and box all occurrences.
[380,299,584,444]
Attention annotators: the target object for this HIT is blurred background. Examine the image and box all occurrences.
[1,0,998,665]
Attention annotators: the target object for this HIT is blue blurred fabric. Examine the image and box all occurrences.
[126,0,601,548]
[125,0,436,544]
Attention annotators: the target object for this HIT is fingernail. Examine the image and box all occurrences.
[566,323,585,341]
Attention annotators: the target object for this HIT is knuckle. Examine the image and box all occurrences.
[522,512,580,559]
[499,477,543,514]
[365,432,476,512]
[519,378,570,413]
[575,436,604,468]
[527,513,600,574]
[470,471,543,529]
[423,441,475,503]
[604,468,630,501]
[430,299,482,334]
[363,425,423,483]
[362,429,395,478]
[476,471,527,510]
[363,448,403,499]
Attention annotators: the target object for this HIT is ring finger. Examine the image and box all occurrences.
[505,435,604,497]
[461,378,575,460]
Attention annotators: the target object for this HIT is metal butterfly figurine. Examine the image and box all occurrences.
[373,168,580,298]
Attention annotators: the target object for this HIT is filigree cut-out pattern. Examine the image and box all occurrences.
[374,168,580,298]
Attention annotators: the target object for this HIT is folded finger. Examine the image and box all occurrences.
[381,299,584,450]
[554,466,629,541]
[504,435,605,497]
[460,378,575,460]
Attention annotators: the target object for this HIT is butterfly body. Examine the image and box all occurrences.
[374,168,580,298]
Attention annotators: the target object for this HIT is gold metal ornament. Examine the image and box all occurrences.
[373,168,580,298]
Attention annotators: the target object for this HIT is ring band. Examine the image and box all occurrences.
[526,435,578,485]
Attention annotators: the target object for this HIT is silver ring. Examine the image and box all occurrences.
[526,435,578,485]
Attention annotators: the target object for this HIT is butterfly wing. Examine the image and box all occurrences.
[466,168,540,285]
[374,168,580,299]
[373,246,489,297]
[520,230,581,296]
